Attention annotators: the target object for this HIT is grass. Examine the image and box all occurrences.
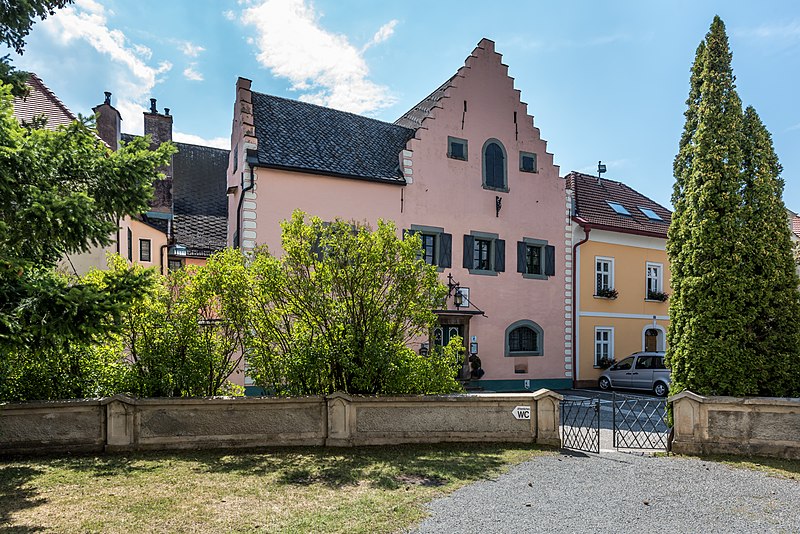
[0,443,555,533]
[688,454,800,480]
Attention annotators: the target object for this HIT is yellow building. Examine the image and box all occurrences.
[566,172,672,389]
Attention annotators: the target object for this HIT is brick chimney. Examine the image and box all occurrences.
[93,91,121,151]
[144,98,173,213]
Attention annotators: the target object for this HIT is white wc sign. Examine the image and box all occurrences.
[512,406,531,420]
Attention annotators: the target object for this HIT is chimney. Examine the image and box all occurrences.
[144,97,173,149]
[143,97,174,213]
[92,91,121,151]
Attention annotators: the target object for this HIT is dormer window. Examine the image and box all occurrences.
[448,136,468,160]
[482,139,508,191]
[607,201,631,216]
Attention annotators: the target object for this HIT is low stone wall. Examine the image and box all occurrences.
[670,391,800,459]
[0,390,562,455]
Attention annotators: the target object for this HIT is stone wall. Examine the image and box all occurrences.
[671,391,800,459]
[1,390,562,455]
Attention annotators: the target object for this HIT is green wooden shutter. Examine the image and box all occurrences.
[463,235,474,269]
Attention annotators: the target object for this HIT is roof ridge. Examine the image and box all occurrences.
[251,91,413,133]
[394,73,458,128]
[26,72,78,123]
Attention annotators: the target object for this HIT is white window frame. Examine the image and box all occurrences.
[646,262,663,297]
[594,327,614,367]
[595,256,614,293]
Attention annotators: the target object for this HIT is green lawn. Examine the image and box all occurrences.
[695,454,800,480]
[0,443,555,533]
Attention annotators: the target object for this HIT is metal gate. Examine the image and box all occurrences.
[612,393,670,450]
[560,398,600,453]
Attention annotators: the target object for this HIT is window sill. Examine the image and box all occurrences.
[469,269,498,277]
[447,155,467,161]
[519,169,538,174]
[644,298,668,303]
[593,295,617,300]
[522,273,547,280]
[505,353,543,357]
[482,185,509,193]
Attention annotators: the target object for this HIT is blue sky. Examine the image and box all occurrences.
[6,0,800,210]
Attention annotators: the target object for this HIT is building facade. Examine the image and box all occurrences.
[227,39,572,392]
[567,172,672,388]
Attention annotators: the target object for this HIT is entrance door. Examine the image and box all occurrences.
[433,325,464,347]
[644,328,660,352]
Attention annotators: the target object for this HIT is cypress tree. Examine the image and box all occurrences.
[668,16,800,396]
[740,106,800,395]
[668,16,750,395]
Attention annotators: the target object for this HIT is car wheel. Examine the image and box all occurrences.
[653,382,668,397]
[598,376,611,391]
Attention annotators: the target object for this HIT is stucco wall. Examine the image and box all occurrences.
[574,229,670,384]
[671,391,800,459]
[0,391,562,455]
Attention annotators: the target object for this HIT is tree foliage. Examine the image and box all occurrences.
[0,81,174,352]
[667,16,800,397]
[213,212,461,396]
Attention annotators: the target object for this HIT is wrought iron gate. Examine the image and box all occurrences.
[560,398,600,453]
[612,393,670,450]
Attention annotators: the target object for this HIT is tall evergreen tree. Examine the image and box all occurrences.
[668,16,800,396]
[739,106,800,395]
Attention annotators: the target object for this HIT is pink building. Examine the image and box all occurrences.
[227,39,572,392]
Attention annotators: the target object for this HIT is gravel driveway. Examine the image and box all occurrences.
[413,451,800,533]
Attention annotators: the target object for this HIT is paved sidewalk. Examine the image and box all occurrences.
[413,451,800,533]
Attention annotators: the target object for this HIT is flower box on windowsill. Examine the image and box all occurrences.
[646,291,669,302]
[594,288,618,300]
[595,357,615,369]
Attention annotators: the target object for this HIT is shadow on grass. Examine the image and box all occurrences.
[0,465,46,533]
[31,443,552,491]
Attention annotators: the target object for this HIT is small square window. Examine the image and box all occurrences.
[139,239,152,262]
[448,136,468,161]
[520,151,537,173]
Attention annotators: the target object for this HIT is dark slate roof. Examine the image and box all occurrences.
[566,172,672,238]
[121,134,229,253]
[394,74,456,129]
[251,92,414,184]
[172,141,229,252]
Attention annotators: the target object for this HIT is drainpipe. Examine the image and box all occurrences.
[571,217,591,388]
[236,149,258,248]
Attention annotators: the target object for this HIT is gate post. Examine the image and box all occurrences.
[533,389,562,446]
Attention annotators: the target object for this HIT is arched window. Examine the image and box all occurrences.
[482,139,507,191]
[505,320,544,356]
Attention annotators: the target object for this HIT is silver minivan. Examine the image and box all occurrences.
[598,351,670,397]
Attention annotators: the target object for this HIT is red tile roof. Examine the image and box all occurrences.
[566,171,672,238]
[12,73,77,130]
[791,213,800,238]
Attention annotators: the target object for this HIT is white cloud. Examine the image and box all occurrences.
[179,41,206,57]
[183,63,204,81]
[173,131,229,150]
[242,0,395,115]
[362,20,398,51]
[223,10,237,21]
[38,2,172,135]
[735,20,800,42]
[787,122,800,132]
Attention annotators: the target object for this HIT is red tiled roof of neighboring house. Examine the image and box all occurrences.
[12,73,78,130]
[792,216,800,238]
[566,171,672,238]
